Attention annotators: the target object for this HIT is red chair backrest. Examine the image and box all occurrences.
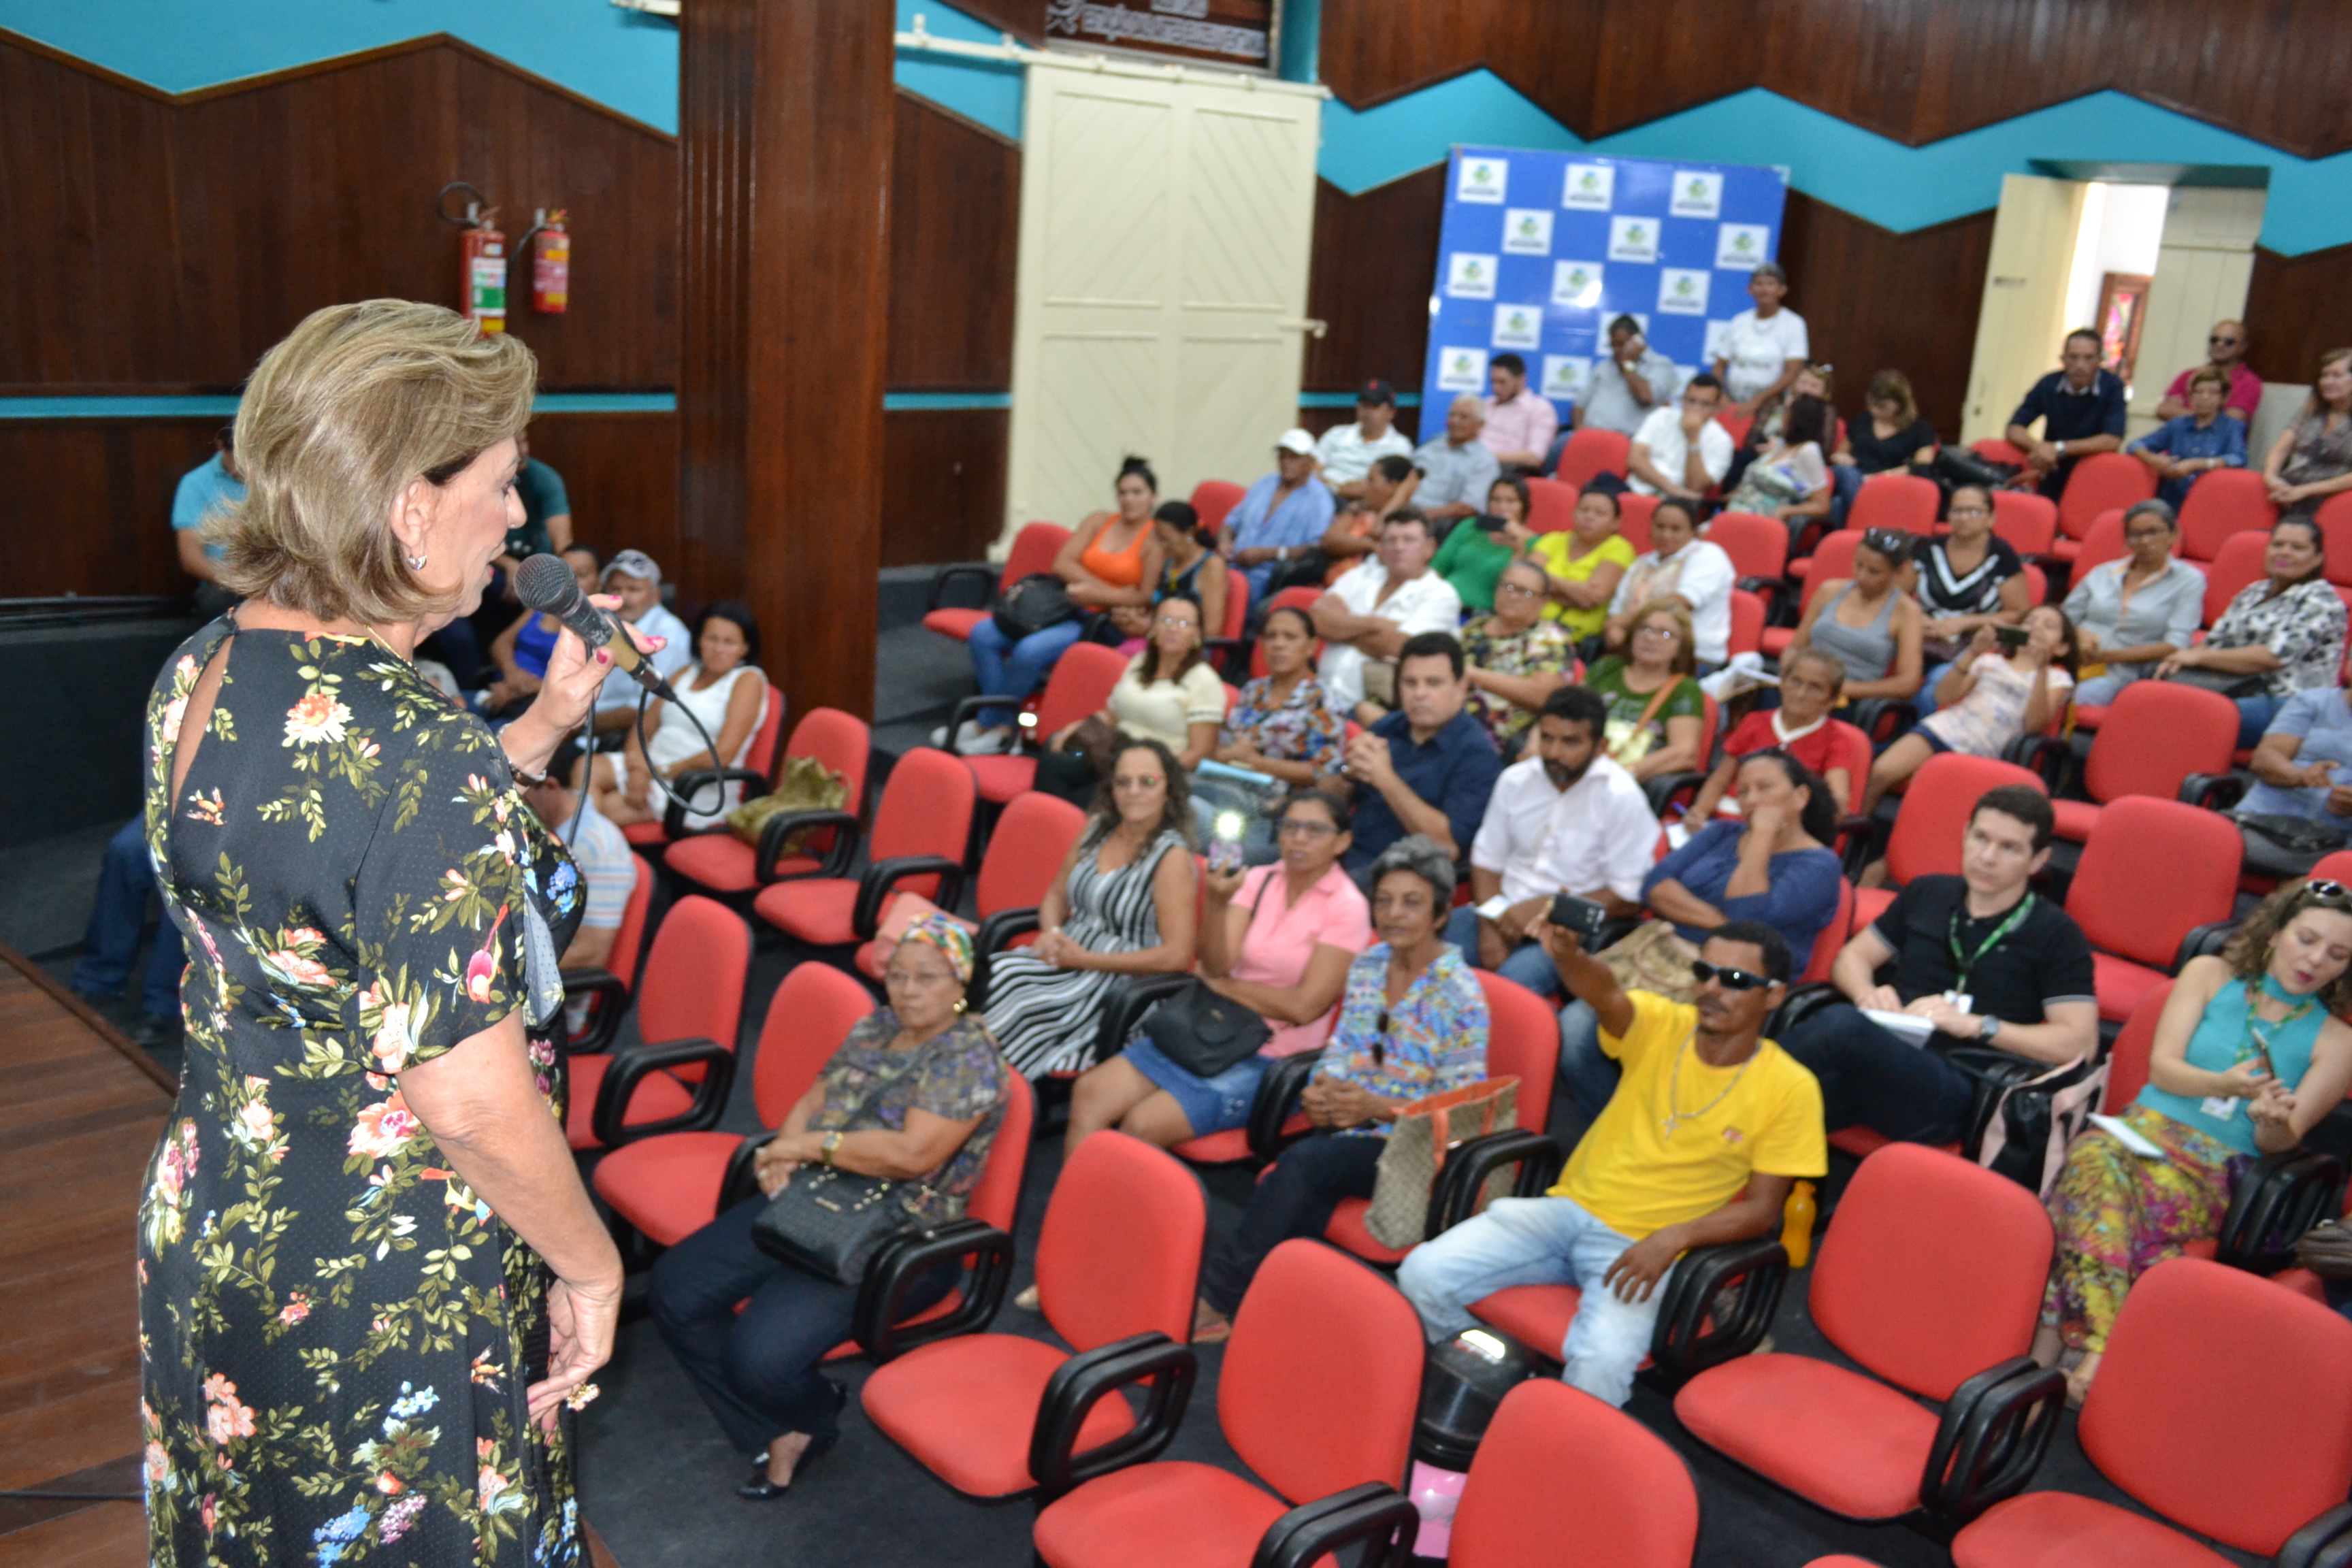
[1849,473,1940,536]
[1036,1131,1205,1352]
[634,894,751,1056]
[1033,642,1131,734]
[1004,521,1073,582]
[2311,849,2352,885]
[1449,1379,1699,1568]
[1190,480,1246,542]
[1820,719,1872,814]
[2203,529,2270,625]
[1811,1145,2053,1400]
[1991,490,2058,558]
[1704,510,1787,582]
[1616,493,1656,555]
[1972,437,2028,467]
[749,962,875,1124]
[2021,561,2048,605]
[743,683,787,781]
[1801,879,1855,984]
[607,852,657,991]
[786,706,872,813]
[2176,467,2278,562]
[2059,452,2158,541]
[2082,1257,2352,1556]
[2081,679,2239,806]
[2069,508,2128,578]
[1727,588,1765,657]
[2068,798,2240,969]
[868,748,977,883]
[975,791,1088,917]
[1477,971,1560,1134]
[1795,531,1861,618]
[1220,1239,1425,1503]
[2317,490,2352,587]
[964,1073,1034,1235]
[1882,753,2044,887]
[2101,977,2175,1114]
[1714,408,1755,446]
[1219,565,1251,642]
[1554,428,1631,491]
[1524,476,1577,534]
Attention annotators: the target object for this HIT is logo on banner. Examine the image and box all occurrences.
[1503,208,1554,255]
[1657,268,1711,316]
[1562,162,1615,210]
[1492,305,1544,349]
[1716,223,1771,270]
[1541,355,1590,402]
[1437,348,1489,393]
[1670,172,1724,218]
[1457,157,1507,204]
[1703,319,1733,363]
[1551,260,1605,309]
[1607,217,1658,264]
[1446,253,1498,299]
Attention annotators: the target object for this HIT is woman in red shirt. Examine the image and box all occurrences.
[1686,649,1859,821]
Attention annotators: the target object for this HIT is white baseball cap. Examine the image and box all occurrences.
[1275,428,1317,456]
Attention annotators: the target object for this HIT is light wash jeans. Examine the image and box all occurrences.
[1442,905,1563,998]
[966,616,1085,729]
[1398,1195,1671,1407]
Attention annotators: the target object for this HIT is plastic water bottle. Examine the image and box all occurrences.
[1407,1459,1468,1556]
[1782,1179,1818,1268]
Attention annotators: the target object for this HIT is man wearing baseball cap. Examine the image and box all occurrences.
[591,549,696,735]
[1222,428,1339,598]
[1312,378,1415,497]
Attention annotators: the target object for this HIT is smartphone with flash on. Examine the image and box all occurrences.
[1206,809,1247,875]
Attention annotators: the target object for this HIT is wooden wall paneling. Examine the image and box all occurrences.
[0,419,216,598]
[512,413,681,576]
[2246,244,2352,390]
[1303,169,1447,395]
[879,408,1010,567]
[887,91,1019,391]
[936,1,1049,45]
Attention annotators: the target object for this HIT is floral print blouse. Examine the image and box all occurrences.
[1221,673,1345,776]
[1311,945,1490,1136]
[2204,576,2349,698]
[1463,616,1578,753]
[808,1009,1009,1224]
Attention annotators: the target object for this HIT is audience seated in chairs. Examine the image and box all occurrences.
[648,916,1007,1501]
[2238,665,2352,877]
[2065,498,2206,709]
[474,543,598,718]
[517,746,635,975]
[1332,632,1502,876]
[1910,485,2029,715]
[1463,557,1578,756]
[1782,527,1925,709]
[1431,474,1536,615]
[1043,595,1222,796]
[1067,789,1369,1151]
[1627,375,1734,504]
[1191,834,1488,1344]
[1222,429,1337,601]
[1400,915,1824,1407]
[583,600,767,830]
[1527,485,1633,644]
[2160,514,2349,748]
[1601,499,1735,670]
[1409,395,1505,534]
[1781,785,2099,1145]
[2007,328,2129,500]
[1686,650,1852,822]
[1210,605,1345,787]
[2261,347,2352,521]
[1311,376,1413,500]
[2036,880,2352,1406]
[1863,604,2077,815]
[1580,598,1705,785]
[1722,389,1836,546]
[2129,365,2249,510]
[591,548,693,740]
[1557,751,1843,1124]
[1313,510,1464,722]
[1447,685,1657,998]
[984,738,1198,1082]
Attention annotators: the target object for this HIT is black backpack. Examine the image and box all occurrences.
[990,572,1079,641]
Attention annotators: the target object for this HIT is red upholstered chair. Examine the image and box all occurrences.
[2021,679,2238,845]
[1444,1379,1699,1568]
[1850,753,2044,930]
[2176,466,2278,563]
[2312,849,2352,886]
[1675,1145,2063,1526]
[924,523,1071,643]
[557,851,655,1056]
[1950,1258,2352,1567]
[1801,879,1856,985]
[2100,977,2173,1116]
[1705,509,1789,595]
[2318,490,2352,587]
[1715,408,1756,446]
[1728,587,1766,659]
[751,747,976,949]
[1028,1239,1426,1568]
[2065,798,2241,1025]
[1524,475,1576,534]
[1189,479,1245,542]
[564,894,751,1152]
[947,642,1131,806]
[1554,427,1631,491]
[1973,438,2029,467]
[856,791,1088,986]
[2064,508,2129,584]
[861,1130,1206,1500]
[1991,490,2059,561]
[1849,473,1940,536]
[2051,454,2157,564]
[619,679,787,849]
[1763,532,1859,659]
[1202,568,1252,678]
[2201,527,2271,626]
[1617,492,1656,555]
[662,706,872,895]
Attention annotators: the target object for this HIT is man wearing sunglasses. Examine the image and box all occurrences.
[2153,320,2262,425]
[1398,917,1824,1409]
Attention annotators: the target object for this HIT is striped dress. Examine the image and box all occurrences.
[985,824,1188,1079]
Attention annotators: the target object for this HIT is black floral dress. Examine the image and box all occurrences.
[137,618,586,1567]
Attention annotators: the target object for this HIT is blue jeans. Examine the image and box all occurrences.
[1398,1194,1670,1407]
[968,617,1085,729]
[1556,1000,1620,1124]
[1199,1131,1384,1314]
[71,816,183,1017]
[1442,906,1563,998]
[2073,670,2137,708]
[1829,463,1863,525]
[1913,659,1957,718]
[2236,693,2278,751]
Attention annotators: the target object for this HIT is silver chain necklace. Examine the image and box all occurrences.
[1660,1028,1752,1137]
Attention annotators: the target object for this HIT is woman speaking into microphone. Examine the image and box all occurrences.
[135,301,628,1565]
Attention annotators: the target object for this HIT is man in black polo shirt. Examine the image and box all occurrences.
[2006,329,2128,500]
[1780,785,2099,1143]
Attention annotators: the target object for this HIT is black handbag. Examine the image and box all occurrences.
[2163,666,2268,700]
[1933,446,2021,492]
[1949,1047,2107,1198]
[1142,878,1277,1077]
[991,572,1079,640]
[751,1166,938,1286]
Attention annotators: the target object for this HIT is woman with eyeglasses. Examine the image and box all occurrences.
[1463,557,1578,757]
[1910,485,2029,715]
[1431,474,1537,615]
[2064,498,2207,709]
[2261,348,2352,521]
[1189,834,1488,1345]
[1213,605,1345,788]
[1049,594,1226,772]
[2159,516,2348,747]
[1863,604,2078,815]
[1581,597,1706,782]
[982,738,1199,1082]
[1784,528,1925,705]
[2036,879,2352,1406]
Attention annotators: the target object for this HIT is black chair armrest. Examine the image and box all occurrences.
[1735,574,1783,600]
[1247,1048,1326,1160]
[2276,1501,2352,1568]
[753,808,862,885]
[1250,1482,1418,1568]
[1426,1129,1565,1239]
[2180,770,2249,812]
[589,1036,738,1150]
[1765,980,1847,1042]
[1919,1355,2067,1524]
[1026,1331,1199,1501]
[1647,1235,1788,1388]
[852,857,970,942]
[2216,1149,2348,1276]
[717,1130,777,1216]
[1848,697,1917,747]
[1204,636,1247,681]
[557,968,630,1056]
[661,766,772,837]
[1094,972,1198,1062]
[969,906,1043,1014]
[945,694,1036,753]
[2174,919,2238,971]
[2006,734,2071,795]
[1643,770,1710,819]
[928,563,998,615]
[851,1218,1016,1364]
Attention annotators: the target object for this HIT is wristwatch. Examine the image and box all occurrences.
[1976,1015,2002,1044]
[820,1130,843,1167]
[2054,440,2067,458]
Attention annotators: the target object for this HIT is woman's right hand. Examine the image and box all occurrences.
[2076,628,2104,658]
[2212,1060,2271,1100]
[1965,625,1997,659]
[1204,863,1244,902]
[753,1140,802,1196]
[530,1269,621,1432]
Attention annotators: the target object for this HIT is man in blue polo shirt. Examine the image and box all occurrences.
[1335,631,1503,876]
[2006,329,2127,500]
[173,424,246,618]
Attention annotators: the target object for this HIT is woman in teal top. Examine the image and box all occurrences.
[2038,879,2352,1404]
[1430,474,1534,615]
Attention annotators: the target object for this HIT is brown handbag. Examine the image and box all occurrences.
[1363,1077,1521,1249]
[2296,1219,2352,1281]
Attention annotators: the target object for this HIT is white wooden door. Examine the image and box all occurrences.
[2129,186,2266,439]
[1963,175,2090,446]
[1003,56,1325,546]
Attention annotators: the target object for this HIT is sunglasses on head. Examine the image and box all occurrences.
[1861,529,1910,555]
[2299,878,2352,910]
[1690,959,1772,992]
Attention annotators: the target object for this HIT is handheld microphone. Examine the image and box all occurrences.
[514,552,679,701]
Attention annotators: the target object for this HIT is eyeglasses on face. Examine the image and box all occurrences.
[1690,959,1771,992]
[1495,579,1541,599]
[1635,622,1680,640]
[1277,817,1337,838]
[2210,335,2242,346]
[1113,774,1164,791]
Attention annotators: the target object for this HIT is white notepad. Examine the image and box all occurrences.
[2086,1113,2166,1159]
[1861,1008,1937,1047]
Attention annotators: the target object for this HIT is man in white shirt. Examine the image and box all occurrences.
[1448,685,1659,996]
[1628,375,1734,501]
[1603,501,1738,667]
[593,549,696,737]
[1312,510,1465,719]
[1713,262,1810,414]
[1410,396,1505,529]
[1482,353,1559,472]
[1313,378,1415,497]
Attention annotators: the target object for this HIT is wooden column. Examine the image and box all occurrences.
[679,0,892,723]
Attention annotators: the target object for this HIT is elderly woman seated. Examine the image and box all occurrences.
[1189,834,1490,1343]
[648,916,1008,1501]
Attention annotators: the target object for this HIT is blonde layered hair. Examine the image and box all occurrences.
[208,300,537,623]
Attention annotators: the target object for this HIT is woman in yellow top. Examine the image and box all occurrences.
[1529,484,1635,640]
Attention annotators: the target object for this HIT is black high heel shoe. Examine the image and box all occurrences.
[736,1381,848,1501]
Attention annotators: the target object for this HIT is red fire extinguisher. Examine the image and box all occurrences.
[438,183,508,335]
[531,209,570,314]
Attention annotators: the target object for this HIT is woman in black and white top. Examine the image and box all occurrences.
[1912,485,2028,715]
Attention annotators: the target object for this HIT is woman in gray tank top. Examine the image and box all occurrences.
[1788,528,1925,704]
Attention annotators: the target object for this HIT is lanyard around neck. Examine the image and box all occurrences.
[1948,892,2034,992]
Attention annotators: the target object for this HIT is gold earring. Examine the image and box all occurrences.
[953,996,968,1014]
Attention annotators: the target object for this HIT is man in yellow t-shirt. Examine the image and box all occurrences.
[1399,917,1825,1406]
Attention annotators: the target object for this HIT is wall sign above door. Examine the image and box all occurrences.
[1044,0,1279,71]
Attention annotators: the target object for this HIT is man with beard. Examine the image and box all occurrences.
[1399,918,1824,1408]
[1445,685,1659,997]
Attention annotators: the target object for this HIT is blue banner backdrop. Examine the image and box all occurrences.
[1419,146,1789,429]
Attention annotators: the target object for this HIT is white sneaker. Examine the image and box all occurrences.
[966,724,1017,755]
[930,724,952,747]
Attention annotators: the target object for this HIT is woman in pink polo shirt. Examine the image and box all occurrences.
[1067,788,1373,1147]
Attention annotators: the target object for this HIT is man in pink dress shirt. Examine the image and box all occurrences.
[1484,353,1560,473]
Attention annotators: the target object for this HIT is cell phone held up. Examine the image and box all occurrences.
[1549,893,1610,946]
[1992,624,2029,653]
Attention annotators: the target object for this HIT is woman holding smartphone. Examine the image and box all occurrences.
[1863,604,2078,813]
